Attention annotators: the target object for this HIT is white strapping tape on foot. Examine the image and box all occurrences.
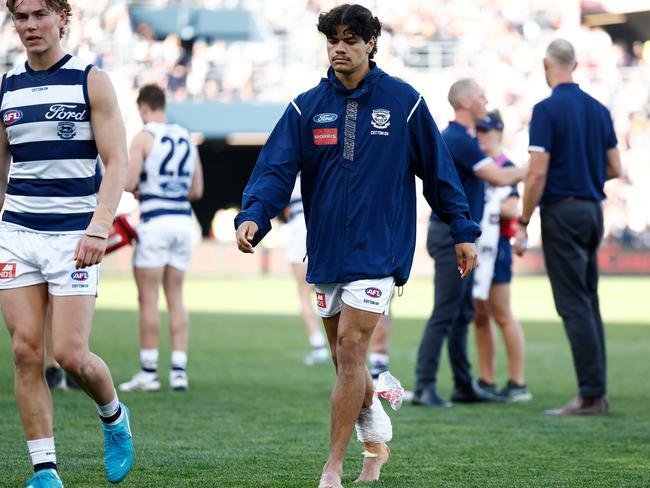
[355,395,393,443]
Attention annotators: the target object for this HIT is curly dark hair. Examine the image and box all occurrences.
[6,0,73,39]
[317,4,382,59]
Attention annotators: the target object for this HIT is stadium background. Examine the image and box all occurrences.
[2,0,649,277]
[1,2,650,487]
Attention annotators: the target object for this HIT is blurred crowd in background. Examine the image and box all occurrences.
[1,0,649,249]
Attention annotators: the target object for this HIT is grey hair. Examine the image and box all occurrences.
[448,79,478,110]
[546,39,576,67]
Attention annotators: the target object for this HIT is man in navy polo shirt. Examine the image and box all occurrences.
[515,39,622,416]
[413,79,526,407]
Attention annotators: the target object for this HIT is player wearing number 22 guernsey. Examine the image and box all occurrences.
[120,84,204,394]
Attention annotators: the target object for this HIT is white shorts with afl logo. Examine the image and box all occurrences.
[314,277,395,318]
[0,228,99,296]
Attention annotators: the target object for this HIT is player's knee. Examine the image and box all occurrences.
[336,334,366,366]
[337,331,361,350]
[491,305,513,327]
[493,313,511,329]
[54,349,86,375]
[137,292,158,309]
[12,338,43,371]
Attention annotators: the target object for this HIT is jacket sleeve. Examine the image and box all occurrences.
[408,97,481,244]
[234,103,302,246]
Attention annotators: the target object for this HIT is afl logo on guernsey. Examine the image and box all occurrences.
[71,271,89,281]
[45,104,87,121]
[365,287,382,298]
[3,110,23,125]
[313,113,338,124]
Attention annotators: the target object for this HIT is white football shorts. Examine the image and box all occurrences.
[285,215,307,264]
[315,277,395,318]
[134,215,194,271]
[0,229,99,296]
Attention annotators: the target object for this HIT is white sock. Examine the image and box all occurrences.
[96,391,123,424]
[308,331,326,349]
[140,348,159,372]
[27,437,56,466]
[369,352,389,367]
[171,350,187,371]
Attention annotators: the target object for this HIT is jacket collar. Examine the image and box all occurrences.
[323,61,384,99]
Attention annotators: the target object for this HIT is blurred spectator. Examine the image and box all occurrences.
[1,0,647,247]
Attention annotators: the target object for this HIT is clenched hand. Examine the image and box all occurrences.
[74,235,107,269]
[455,242,478,279]
[236,221,259,254]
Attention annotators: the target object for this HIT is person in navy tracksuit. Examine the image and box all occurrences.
[234,5,480,487]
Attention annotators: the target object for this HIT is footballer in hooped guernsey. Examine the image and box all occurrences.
[119,84,203,394]
[0,1,133,487]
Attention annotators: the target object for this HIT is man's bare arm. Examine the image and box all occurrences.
[514,151,549,256]
[73,68,128,268]
[606,148,622,181]
[88,68,127,230]
[125,131,152,193]
[475,162,526,187]
[519,151,549,224]
[187,151,204,201]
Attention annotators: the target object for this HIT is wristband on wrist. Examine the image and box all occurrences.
[85,204,115,239]
[85,226,109,239]
[518,217,529,227]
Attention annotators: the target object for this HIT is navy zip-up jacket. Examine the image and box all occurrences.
[235,63,480,286]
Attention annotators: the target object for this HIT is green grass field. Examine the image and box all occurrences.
[0,275,649,487]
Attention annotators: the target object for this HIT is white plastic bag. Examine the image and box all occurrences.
[376,371,404,411]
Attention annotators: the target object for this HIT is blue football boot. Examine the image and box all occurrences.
[25,469,63,488]
[102,403,134,483]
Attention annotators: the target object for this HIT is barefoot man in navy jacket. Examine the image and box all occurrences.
[235,5,480,487]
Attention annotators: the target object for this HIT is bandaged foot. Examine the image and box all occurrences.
[318,470,343,488]
[355,395,392,444]
[353,394,392,483]
[355,442,391,483]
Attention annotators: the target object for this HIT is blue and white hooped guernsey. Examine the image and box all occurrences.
[138,121,196,222]
[0,54,99,234]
